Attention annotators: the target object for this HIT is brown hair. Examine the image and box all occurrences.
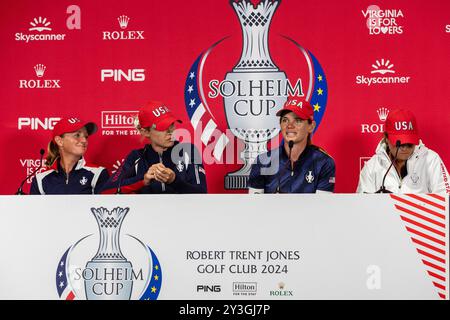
[45,140,60,167]
[382,132,392,156]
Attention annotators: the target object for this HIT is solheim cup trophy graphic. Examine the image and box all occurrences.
[85,207,133,300]
[224,0,287,189]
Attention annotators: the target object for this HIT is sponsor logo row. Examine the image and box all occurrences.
[18,57,410,89]
[196,282,293,297]
[18,65,146,89]
[17,106,391,133]
[15,9,145,43]
[13,6,450,44]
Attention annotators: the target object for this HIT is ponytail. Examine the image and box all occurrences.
[45,140,60,167]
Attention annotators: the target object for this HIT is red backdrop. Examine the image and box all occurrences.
[1,0,449,194]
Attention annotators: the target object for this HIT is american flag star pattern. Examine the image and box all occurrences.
[56,246,76,300]
[184,47,231,162]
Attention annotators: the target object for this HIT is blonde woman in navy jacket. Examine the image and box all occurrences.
[30,118,109,194]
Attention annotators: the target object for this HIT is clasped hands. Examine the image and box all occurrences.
[144,163,176,185]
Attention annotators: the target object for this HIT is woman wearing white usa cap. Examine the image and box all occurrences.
[357,109,450,194]
[30,117,110,194]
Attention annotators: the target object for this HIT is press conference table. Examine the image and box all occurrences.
[0,194,448,300]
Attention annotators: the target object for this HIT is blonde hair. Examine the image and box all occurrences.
[45,140,60,167]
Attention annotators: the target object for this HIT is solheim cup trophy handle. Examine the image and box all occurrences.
[84,207,134,300]
[224,0,287,189]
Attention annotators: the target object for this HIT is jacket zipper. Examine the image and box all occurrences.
[159,154,166,192]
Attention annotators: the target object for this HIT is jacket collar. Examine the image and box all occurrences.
[375,139,427,161]
[51,157,85,172]
[279,143,312,162]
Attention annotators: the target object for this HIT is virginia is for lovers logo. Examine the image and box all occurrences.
[184,0,329,190]
[55,207,162,300]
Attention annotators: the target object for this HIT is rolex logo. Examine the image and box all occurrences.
[103,15,144,40]
[20,64,61,89]
[29,17,52,32]
[377,107,389,121]
[371,59,395,75]
[117,15,130,29]
[34,64,46,77]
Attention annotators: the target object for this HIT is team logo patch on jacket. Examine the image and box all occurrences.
[80,176,88,185]
[410,173,419,185]
[305,171,315,184]
[176,161,184,172]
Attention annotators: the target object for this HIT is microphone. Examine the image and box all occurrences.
[288,140,294,176]
[116,145,148,194]
[16,149,45,195]
[376,140,401,194]
[275,140,294,193]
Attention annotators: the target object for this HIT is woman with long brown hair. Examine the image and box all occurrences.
[30,117,109,194]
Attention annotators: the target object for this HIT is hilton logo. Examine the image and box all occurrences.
[101,111,140,136]
[102,15,145,40]
[101,111,138,129]
[233,282,257,296]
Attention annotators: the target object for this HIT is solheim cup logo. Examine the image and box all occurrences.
[223,0,287,188]
[85,207,132,300]
[55,207,162,300]
[184,0,328,189]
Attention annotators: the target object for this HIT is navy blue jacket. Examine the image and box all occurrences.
[101,142,207,194]
[30,158,109,195]
[248,144,335,193]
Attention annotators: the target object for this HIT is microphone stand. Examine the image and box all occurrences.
[16,149,45,195]
[376,140,401,194]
